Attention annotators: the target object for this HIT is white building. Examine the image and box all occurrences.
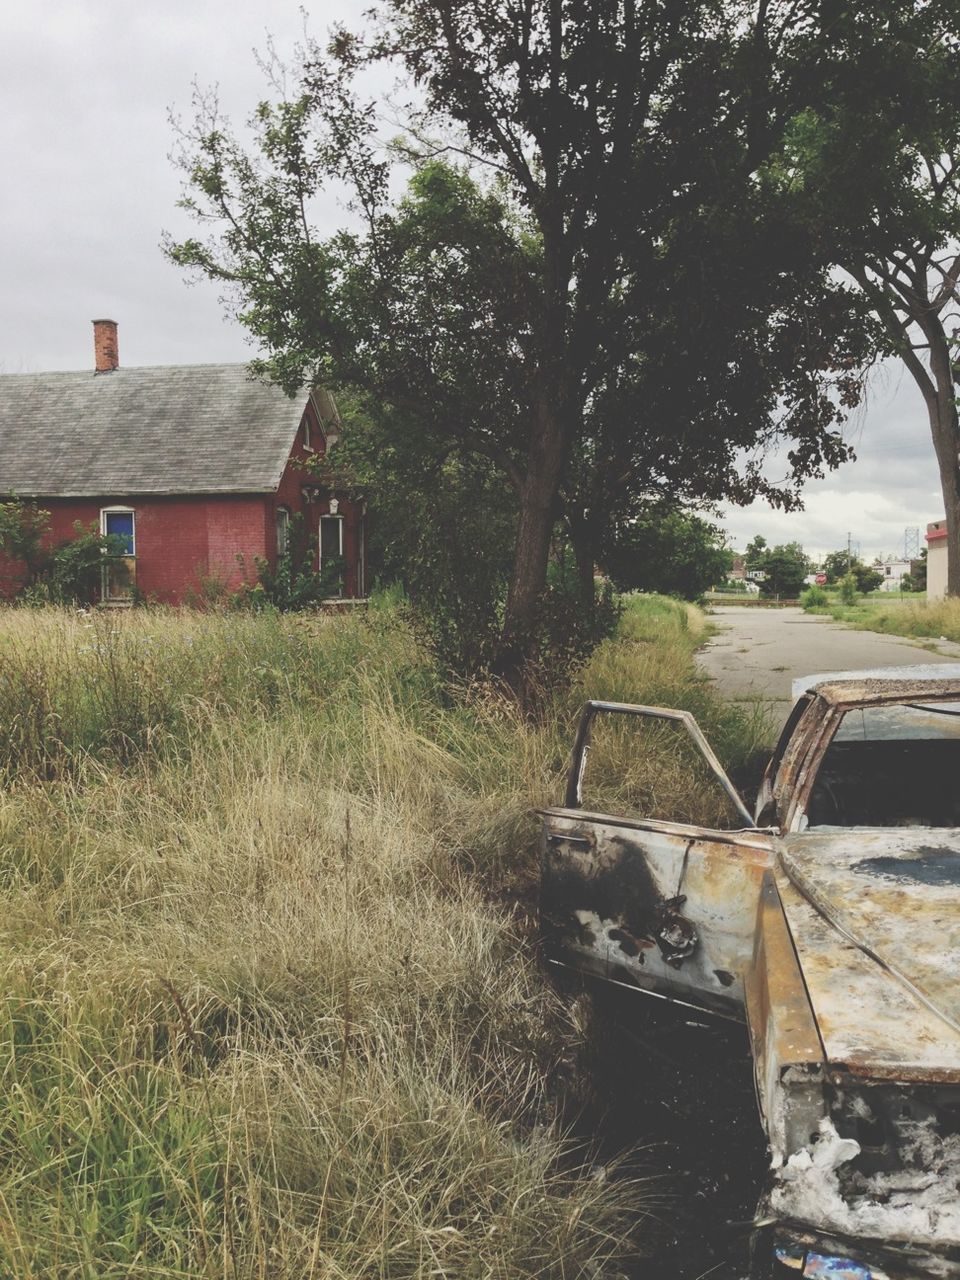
[927,519,948,600]
[878,558,913,591]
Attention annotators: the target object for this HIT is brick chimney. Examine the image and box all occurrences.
[92,319,119,373]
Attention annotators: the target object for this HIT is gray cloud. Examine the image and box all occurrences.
[1,2,370,370]
[719,364,943,562]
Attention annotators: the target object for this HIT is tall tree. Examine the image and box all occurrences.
[783,3,960,592]
[757,542,810,598]
[601,507,732,600]
[167,2,919,673]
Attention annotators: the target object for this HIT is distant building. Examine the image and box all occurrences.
[729,554,747,581]
[927,519,948,600]
[878,558,912,591]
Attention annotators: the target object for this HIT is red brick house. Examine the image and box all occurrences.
[0,320,365,604]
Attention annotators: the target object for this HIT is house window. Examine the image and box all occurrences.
[276,506,290,556]
[101,507,135,555]
[100,506,136,601]
[319,514,344,595]
[302,416,313,451]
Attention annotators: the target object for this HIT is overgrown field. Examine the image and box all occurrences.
[805,594,960,646]
[0,594,766,1278]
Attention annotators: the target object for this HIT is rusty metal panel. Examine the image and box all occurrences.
[541,810,772,1017]
[744,873,825,1163]
[815,678,960,708]
[775,860,960,1084]
[774,695,841,833]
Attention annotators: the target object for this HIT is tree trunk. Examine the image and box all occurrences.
[922,322,960,597]
[497,194,573,683]
[496,396,570,680]
[855,267,960,598]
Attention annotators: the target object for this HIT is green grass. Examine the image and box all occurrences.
[0,593,765,1277]
[804,593,960,646]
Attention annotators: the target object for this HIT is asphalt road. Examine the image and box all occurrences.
[697,605,960,729]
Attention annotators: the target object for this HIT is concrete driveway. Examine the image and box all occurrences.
[697,606,960,727]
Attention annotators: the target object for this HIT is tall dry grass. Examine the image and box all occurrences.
[827,594,960,646]
[0,593,763,1277]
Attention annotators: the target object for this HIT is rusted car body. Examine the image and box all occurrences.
[541,666,960,1279]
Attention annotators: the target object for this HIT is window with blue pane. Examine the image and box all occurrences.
[103,510,135,555]
[99,508,136,602]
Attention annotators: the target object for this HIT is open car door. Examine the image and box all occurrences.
[541,701,774,1019]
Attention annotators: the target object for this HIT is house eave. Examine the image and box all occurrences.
[0,486,280,500]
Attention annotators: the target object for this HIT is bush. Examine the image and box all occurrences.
[800,583,829,609]
[235,514,343,611]
[0,503,130,605]
[48,521,131,603]
[0,499,49,583]
[838,573,859,605]
[534,573,621,681]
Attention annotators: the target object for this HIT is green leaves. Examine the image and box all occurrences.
[0,499,49,580]
[602,508,732,601]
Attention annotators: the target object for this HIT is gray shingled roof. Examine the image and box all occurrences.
[0,364,309,497]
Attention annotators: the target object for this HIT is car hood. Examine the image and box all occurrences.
[778,827,960,1081]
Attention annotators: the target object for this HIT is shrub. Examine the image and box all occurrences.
[236,514,344,611]
[48,521,131,603]
[0,498,49,582]
[0,503,130,605]
[838,573,859,605]
[800,583,829,610]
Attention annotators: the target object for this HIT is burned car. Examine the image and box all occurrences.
[541,666,960,1279]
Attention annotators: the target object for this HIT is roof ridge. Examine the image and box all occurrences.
[0,362,266,378]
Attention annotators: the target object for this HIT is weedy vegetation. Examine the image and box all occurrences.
[802,593,960,646]
[0,593,766,1278]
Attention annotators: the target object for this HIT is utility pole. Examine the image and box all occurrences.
[847,531,852,574]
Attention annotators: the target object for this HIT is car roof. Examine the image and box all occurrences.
[792,663,960,704]
[793,665,960,696]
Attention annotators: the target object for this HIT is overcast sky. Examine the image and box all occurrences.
[0,1,944,563]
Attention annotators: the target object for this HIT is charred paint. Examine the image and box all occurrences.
[607,926,653,958]
[853,847,960,887]
[655,896,699,967]
[541,830,659,940]
[543,829,701,965]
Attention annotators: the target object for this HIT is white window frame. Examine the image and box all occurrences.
[318,514,344,566]
[100,505,136,602]
[302,416,313,452]
[100,506,136,556]
[276,505,291,556]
